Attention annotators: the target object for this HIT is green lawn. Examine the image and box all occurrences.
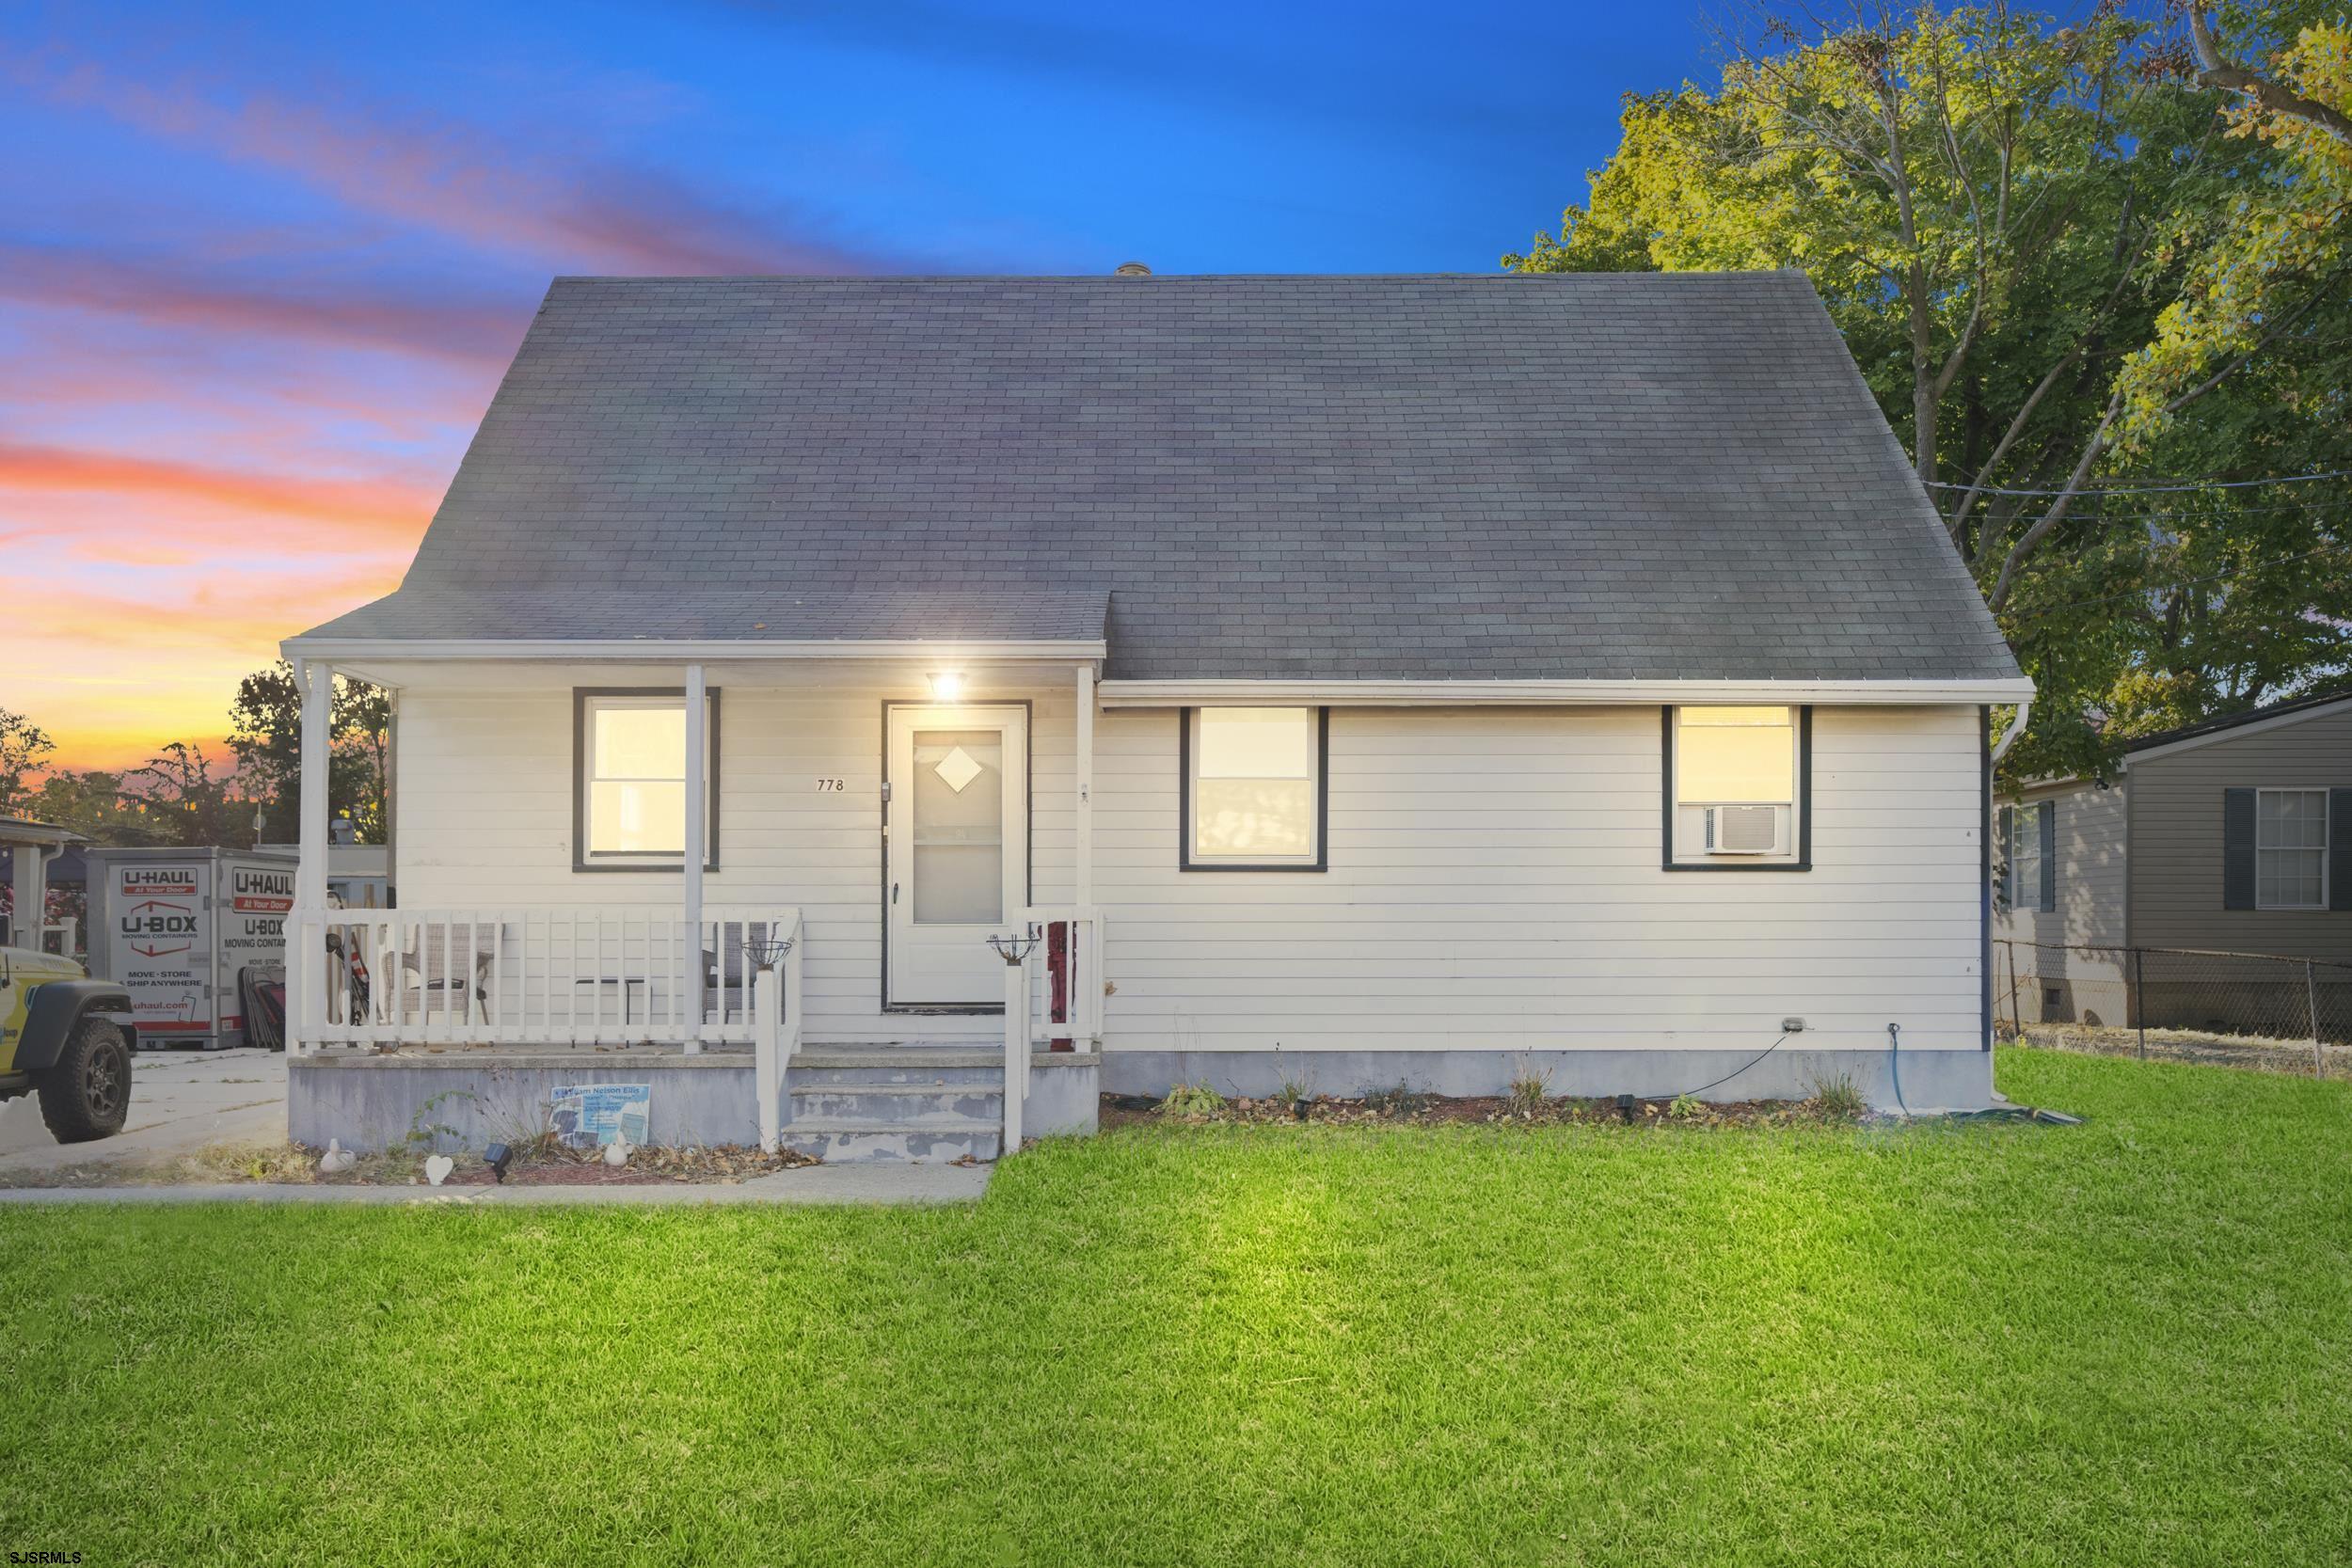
[4,1049,2348,1566]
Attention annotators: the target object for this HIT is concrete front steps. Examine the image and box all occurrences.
[781,1047,1008,1164]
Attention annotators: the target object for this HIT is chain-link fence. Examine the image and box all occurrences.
[1995,940,2352,1077]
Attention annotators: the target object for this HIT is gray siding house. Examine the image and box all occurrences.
[278,271,2032,1159]
[1996,690,2352,1033]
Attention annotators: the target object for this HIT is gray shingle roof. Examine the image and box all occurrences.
[299,272,2020,682]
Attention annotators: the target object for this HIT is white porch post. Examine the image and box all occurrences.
[682,662,707,1053]
[1075,663,1095,910]
[293,657,331,1053]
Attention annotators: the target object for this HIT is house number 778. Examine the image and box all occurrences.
[815,778,845,791]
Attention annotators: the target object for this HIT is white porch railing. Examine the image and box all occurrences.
[754,909,806,1154]
[1023,906,1105,1050]
[294,905,798,1053]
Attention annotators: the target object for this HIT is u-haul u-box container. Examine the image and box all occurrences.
[84,847,296,1049]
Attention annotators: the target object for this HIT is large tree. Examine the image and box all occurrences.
[227,661,390,843]
[1509,0,2351,782]
[0,706,55,815]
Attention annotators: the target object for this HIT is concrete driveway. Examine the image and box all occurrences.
[0,1046,287,1176]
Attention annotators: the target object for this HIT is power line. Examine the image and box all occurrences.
[1927,468,2352,498]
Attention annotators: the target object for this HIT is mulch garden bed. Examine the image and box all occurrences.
[1100,1091,1843,1132]
[2,1142,818,1189]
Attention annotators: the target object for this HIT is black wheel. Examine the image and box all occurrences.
[37,1016,133,1143]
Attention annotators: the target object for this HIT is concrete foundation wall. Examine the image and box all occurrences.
[1101,1046,1994,1112]
[291,1055,760,1154]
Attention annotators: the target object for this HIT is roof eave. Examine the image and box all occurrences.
[1096,676,2036,706]
[281,634,1107,664]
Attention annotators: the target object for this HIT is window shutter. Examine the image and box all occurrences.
[2037,800,2057,912]
[1995,806,2012,912]
[2222,787,2258,910]
[2330,787,2351,912]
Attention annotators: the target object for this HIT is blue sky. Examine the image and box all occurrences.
[0,0,1722,763]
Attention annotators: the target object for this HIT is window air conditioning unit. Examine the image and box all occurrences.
[1704,804,1782,855]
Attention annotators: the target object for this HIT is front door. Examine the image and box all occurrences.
[885,705,1028,1006]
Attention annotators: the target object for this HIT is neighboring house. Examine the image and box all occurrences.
[278,271,2031,1158]
[1995,689,2352,1031]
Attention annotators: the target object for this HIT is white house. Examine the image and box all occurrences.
[281,270,2032,1159]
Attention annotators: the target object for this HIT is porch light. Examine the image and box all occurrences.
[928,670,966,702]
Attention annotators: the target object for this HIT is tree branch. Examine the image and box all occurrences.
[2189,4,2352,149]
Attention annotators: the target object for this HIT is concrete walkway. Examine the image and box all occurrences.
[0,1160,992,1206]
[0,1046,287,1175]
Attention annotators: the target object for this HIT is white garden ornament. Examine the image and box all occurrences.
[317,1139,356,1175]
[603,1136,633,1167]
[424,1154,454,1186]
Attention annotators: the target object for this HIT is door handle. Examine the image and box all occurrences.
[891,882,899,906]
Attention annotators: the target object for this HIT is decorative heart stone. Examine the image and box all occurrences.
[424,1154,454,1186]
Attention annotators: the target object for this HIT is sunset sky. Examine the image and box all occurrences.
[2,0,1709,772]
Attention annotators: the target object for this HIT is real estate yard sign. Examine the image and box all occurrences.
[548,1084,652,1148]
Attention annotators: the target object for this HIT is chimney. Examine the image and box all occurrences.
[1113,261,1152,277]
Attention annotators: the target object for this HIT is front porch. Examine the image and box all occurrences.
[279,627,1111,1158]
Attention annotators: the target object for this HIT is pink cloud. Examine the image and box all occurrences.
[24,55,895,277]
[0,243,528,366]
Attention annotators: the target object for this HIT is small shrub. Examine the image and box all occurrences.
[1275,1073,1315,1108]
[1810,1073,1867,1119]
[1505,1063,1554,1117]
[1668,1092,1703,1120]
[1360,1081,1426,1117]
[1160,1082,1226,1117]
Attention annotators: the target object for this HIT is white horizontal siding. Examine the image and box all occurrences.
[394,685,1985,1053]
[394,673,1075,1043]
[1094,704,1983,1053]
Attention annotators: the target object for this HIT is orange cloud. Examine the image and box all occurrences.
[10,561,405,771]
[0,442,442,540]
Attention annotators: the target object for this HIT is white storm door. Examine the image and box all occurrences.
[886,705,1027,1006]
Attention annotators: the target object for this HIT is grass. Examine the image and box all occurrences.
[3,1048,2348,1566]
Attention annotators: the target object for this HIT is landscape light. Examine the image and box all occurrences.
[485,1142,514,1182]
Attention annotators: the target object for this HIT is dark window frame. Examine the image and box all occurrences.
[1660,705,1813,873]
[1178,706,1330,873]
[572,687,722,874]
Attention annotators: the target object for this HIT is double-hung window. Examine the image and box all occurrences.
[1665,705,1808,868]
[575,689,719,870]
[2003,800,2055,913]
[1182,707,1327,870]
[2255,788,2327,911]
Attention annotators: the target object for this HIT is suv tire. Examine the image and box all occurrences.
[38,1016,132,1143]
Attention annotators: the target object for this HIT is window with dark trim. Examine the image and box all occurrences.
[573,688,720,872]
[1662,705,1811,870]
[2002,800,2055,913]
[1179,706,1328,871]
[2254,787,2328,911]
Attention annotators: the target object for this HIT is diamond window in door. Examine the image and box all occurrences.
[933,745,984,794]
[911,730,1004,924]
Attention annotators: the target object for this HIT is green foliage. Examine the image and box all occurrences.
[1508,2,2352,784]
[226,659,390,843]
[117,741,266,849]
[1810,1072,1867,1118]
[1158,1081,1226,1117]
[1668,1091,1705,1120]
[0,706,54,815]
